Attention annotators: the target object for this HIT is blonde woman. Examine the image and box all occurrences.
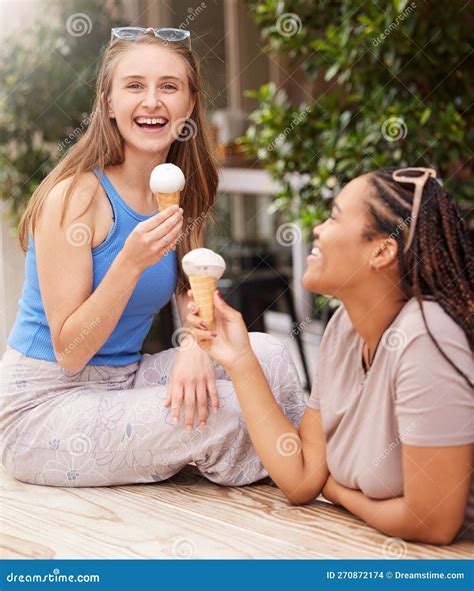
[187,168,473,544]
[1,28,306,487]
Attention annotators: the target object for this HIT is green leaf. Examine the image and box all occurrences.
[325,62,340,81]
[420,108,432,125]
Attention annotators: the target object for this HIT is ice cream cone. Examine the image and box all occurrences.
[149,163,185,211]
[182,248,226,351]
[154,191,181,211]
[189,275,217,328]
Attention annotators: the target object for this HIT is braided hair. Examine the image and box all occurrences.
[365,168,473,388]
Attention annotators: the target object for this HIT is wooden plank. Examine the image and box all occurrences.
[0,468,322,559]
[119,467,473,560]
[1,465,472,559]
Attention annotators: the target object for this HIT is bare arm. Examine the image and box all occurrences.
[323,444,472,544]
[186,290,328,500]
[227,352,328,503]
[49,250,141,371]
[36,177,183,372]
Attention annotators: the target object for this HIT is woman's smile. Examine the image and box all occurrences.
[133,118,169,135]
[307,243,322,263]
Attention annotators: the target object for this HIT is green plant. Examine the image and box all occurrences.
[240,0,473,239]
[0,0,122,228]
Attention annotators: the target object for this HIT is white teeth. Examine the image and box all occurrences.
[311,248,321,257]
[135,117,167,125]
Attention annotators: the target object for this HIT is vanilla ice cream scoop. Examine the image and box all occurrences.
[182,248,226,279]
[150,163,185,193]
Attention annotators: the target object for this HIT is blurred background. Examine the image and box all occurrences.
[1,0,473,389]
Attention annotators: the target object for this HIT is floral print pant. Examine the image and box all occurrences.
[0,333,307,487]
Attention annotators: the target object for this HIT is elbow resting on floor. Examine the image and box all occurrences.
[393,509,463,546]
[412,524,459,546]
[285,489,320,506]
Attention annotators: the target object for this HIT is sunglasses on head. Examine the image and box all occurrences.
[392,167,437,253]
[110,27,191,49]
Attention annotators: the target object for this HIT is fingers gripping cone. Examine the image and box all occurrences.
[189,275,217,326]
[149,163,185,210]
[182,249,226,350]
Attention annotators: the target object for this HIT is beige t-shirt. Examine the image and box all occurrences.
[308,297,473,540]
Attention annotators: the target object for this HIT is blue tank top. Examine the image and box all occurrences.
[8,167,178,366]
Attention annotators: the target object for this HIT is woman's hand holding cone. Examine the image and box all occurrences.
[121,205,183,272]
[186,289,253,370]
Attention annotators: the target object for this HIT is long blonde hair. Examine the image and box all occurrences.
[18,34,219,295]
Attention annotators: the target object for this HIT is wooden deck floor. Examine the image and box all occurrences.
[1,464,472,560]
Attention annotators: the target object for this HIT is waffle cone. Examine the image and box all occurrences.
[189,274,217,347]
[155,191,181,210]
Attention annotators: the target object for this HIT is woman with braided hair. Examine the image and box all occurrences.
[186,167,473,545]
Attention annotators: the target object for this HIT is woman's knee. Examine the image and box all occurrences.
[248,332,297,380]
[248,333,306,424]
[249,331,282,347]
[248,332,285,361]
[3,457,94,488]
[134,348,177,388]
[2,451,43,487]
[2,439,107,487]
